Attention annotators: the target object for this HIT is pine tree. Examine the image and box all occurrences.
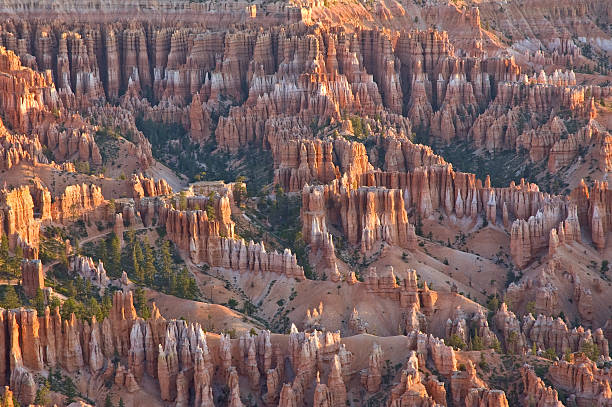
[471,334,484,351]
[35,382,50,405]
[0,235,9,264]
[9,244,23,276]
[160,240,173,277]
[142,240,156,285]
[14,244,22,261]
[188,279,199,299]
[125,230,136,247]
[87,297,102,321]
[49,295,61,312]
[63,376,78,403]
[96,240,108,266]
[106,199,116,218]
[101,293,113,319]
[118,398,125,407]
[72,237,80,256]
[133,239,144,264]
[205,192,216,220]
[107,233,122,278]
[132,244,143,281]
[168,273,177,296]
[175,268,186,297]
[74,278,85,299]
[65,281,77,298]
[179,191,188,210]
[233,176,247,206]
[32,288,46,314]
[60,297,81,320]
[1,286,20,309]
[134,288,150,319]
[84,279,93,297]
[104,393,114,407]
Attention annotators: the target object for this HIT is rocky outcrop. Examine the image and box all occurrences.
[425,334,457,376]
[349,308,368,334]
[521,364,564,407]
[273,131,441,193]
[0,3,609,407]
[464,389,509,407]
[494,303,527,354]
[20,259,44,297]
[274,138,340,193]
[0,292,137,402]
[131,174,172,199]
[9,365,35,405]
[0,46,60,134]
[71,255,110,291]
[379,135,447,173]
[87,105,154,169]
[547,120,612,173]
[362,267,438,315]
[388,351,441,407]
[471,76,600,153]
[0,122,48,170]
[361,343,383,393]
[522,314,609,359]
[303,159,584,268]
[328,355,347,407]
[8,13,602,167]
[51,184,105,223]
[0,286,500,406]
[0,186,40,252]
[157,194,305,279]
[510,203,580,269]
[549,354,612,407]
[450,360,487,406]
[41,122,102,166]
[0,0,607,178]
[302,183,416,253]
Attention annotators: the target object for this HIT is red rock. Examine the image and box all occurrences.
[20,259,43,298]
[328,355,346,407]
[228,367,245,407]
[451,360,487,405]
[521,364,564,407]
[128,321,145,381]
[494,303,526,354]
[51,183,104,223]
[157,335,178,401]
[0,186,40,252]
[361,343,383,393]
[549,354,612,406]
[9,366,35,405]
[388,351,440,406]
[464,388,509,407]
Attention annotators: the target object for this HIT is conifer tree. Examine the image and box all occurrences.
[1,286,20,309]
[32,288,46,314]
[142,240,156,285]
[107,233,122,277]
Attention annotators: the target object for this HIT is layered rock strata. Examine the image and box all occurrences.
[20,259,43,297]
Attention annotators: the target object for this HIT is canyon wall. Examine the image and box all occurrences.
[136,194,306,280]
[0,289,505,407]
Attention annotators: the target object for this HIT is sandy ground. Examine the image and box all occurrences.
[514,240,612,327]
[146,290,260,336]
[145,160,187,192]
[1,155,183,200]
[189,260,489,340]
